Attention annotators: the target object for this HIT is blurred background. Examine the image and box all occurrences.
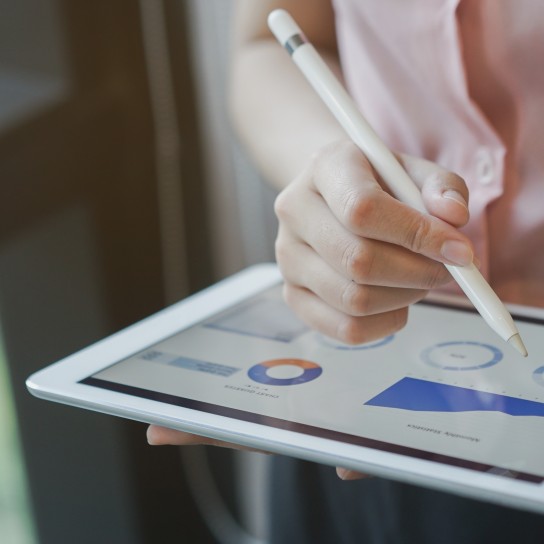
[0,1,277,542]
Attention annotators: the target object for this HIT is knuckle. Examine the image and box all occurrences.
[274,235,289,264]
[336,315,367,345]
[273,191,291,221]
[351,286,372,315]
[341,192,378,231]
[421,262,450,289]
[404,215,432,253]
[341,282,371,316]
[341,241,375,283]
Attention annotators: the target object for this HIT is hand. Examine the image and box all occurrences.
[147,425,368,480]
[146,425,268,454]
[274,139,472,345]
[147,141,472,481]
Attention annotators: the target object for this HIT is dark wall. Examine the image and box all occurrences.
[0,1,215,542]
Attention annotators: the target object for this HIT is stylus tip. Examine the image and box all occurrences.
[508,333,528,357]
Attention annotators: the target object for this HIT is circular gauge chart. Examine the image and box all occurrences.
[421,341,503,371]
[248,358,322,386]
[532,366,544,388]
[317,334,394,351]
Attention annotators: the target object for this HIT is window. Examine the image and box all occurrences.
[0,330,36,544]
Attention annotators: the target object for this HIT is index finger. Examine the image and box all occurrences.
[146,426,269,454]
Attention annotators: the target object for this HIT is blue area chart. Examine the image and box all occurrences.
[365,378,544,417]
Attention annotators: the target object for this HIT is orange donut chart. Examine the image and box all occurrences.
[248,358,322,386]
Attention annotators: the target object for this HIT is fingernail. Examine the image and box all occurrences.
[146,427,157,445]
[441,240,473,266]
[337,468,348,480]
[442,189,468,210]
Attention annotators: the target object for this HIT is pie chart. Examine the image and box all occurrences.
[248,358,322,386]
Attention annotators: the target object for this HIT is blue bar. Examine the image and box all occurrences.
[168,356,240,377]
[139,350,240,377]
[366,377,544,417]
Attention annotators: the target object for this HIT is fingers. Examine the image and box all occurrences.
[400,153,470,228]
[147,426,219,446]
[336,467,372,480]
[146,426,270,454]
[275,196,451,290]
[277,234,435,316]
[307,141,474,267]
[283,283,408,344]
[320,185,473,267]
[147,427,370,482]
[274,139,473,344]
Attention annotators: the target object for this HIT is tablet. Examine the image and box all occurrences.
[27,263,544,513]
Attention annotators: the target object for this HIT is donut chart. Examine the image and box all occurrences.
[248,358,322,386]
[317,334,394,350]
[533,366,544,388]
[421,341,503,371]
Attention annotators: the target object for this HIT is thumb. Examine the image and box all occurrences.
[400,155,470,228]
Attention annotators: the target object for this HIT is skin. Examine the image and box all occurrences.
[147,0,474,480]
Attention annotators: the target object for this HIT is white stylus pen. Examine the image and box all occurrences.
[268,9,527,356]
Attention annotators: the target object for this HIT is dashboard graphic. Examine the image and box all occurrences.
[204,297,308,342]
[248,358,323,386]
[421,341,503,371]
[532,366,544,388]
[317,333,395,350]
[85,279,544,487]
[365,377,544,417]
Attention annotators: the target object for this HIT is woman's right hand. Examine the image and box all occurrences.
[274,139,473,344]
[146,141,473,481]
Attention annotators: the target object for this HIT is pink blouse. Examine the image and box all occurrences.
[331,0,544,307]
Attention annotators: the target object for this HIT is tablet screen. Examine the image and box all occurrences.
[81,284,544,483]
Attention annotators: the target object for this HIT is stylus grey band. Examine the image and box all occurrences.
[284,33,307,55]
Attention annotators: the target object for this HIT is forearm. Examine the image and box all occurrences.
[229,38,346,190]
